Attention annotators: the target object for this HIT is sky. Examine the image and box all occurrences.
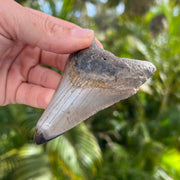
[38,0,125,17]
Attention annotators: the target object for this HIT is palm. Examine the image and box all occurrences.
[0,37,67,108]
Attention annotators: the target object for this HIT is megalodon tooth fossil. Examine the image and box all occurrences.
[34,40,156,144]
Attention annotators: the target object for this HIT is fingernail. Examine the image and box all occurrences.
[72,28,94,38]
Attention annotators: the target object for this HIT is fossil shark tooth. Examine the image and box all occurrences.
[34,41,156,144]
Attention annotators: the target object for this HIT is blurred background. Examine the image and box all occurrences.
[1,0,180,179]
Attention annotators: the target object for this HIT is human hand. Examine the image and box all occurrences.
[0,0,101,109]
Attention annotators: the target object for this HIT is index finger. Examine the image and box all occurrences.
[26,8,103,48]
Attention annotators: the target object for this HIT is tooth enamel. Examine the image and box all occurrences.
[34,41,156,144]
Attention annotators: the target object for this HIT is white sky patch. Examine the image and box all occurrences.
[38,0,52,14]
[173,6,179,16]
[100,0,108,3]
[55,1,63,13]
[74,11,81,17]
[86,2,97,17]
[116,2,125,15]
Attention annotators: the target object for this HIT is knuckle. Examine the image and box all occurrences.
[40,71,48,86]
[43,17,59,35]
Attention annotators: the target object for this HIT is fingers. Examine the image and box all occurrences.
[28,65,61,89]
[25,8,80,29]
[26,7,104,49]
[40,50,69,72]
[16,83,55,109]
[6,1,95,54]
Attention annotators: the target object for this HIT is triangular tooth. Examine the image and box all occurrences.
[34,41,156,144]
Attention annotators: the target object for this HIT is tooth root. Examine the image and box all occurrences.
[34,40,156,144]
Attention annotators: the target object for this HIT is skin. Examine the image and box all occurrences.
[0,0,102,109]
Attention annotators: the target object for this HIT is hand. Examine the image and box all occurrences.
[0,0,101,109]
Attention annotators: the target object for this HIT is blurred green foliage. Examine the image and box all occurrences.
[1,0,180,179]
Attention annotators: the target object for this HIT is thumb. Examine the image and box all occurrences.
[6,1,94,54]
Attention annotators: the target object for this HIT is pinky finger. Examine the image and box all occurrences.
[16,83,55,109]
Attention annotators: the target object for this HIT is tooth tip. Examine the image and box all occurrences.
[145,62,156,78]
[150,62,156,73]
[34,128,48,145]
